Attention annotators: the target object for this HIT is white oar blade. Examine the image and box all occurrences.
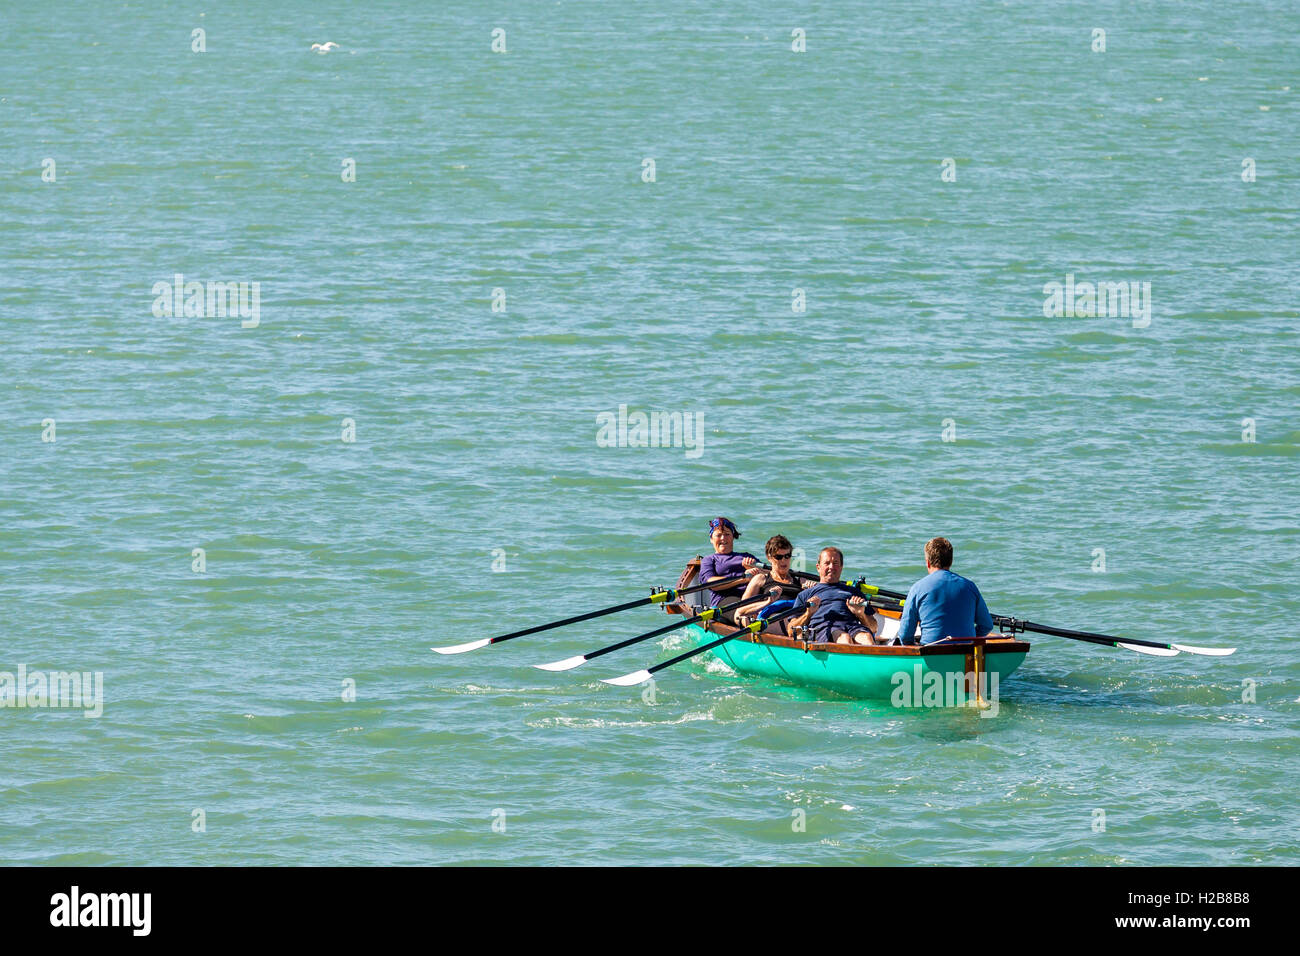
[1171,644,1237,656]
[432,638,492,655]
[601,669,654,687]
[1119,642,1180,657]
[533,655,588,672]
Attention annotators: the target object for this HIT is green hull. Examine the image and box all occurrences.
[683,623,1029,704]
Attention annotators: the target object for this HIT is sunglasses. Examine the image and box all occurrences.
[770,552,792,560]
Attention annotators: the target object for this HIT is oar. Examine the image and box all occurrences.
[601,604,803,687]
[848,580,1235,656]
[993,616,1235,657]
[432,575,746,654]
[534,590,778,672]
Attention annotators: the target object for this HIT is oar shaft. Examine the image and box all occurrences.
[485,575,745,646]
[586,592,774,662]
[999,617,1111,641]
[792,574,1220,655]
[490,596,651,644]
[647,605,802,676]
[774,567,906,602]
[853,580,908,601]
[859,584,1169,650]
[998,616,1174,651]
[1008,622,1116,648]
[766,568,897,603]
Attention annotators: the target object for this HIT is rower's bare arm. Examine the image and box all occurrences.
[788,595,819,634]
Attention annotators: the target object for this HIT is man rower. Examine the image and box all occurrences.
[894,537,994,646]
[787,547,881,644]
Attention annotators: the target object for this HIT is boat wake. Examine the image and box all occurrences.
[524,711,718,730]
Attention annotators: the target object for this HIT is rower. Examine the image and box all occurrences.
[697,516,760,607]
[894,537,994,646]
[786,547,881,644]
[734,535,804,627]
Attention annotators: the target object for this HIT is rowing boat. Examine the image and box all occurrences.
[667,559,1031,703]
[437,555,1233,697]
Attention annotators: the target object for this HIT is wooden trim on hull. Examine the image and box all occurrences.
[671,602,1030,658]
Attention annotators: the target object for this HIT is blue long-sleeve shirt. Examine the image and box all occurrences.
[895,569,994,645]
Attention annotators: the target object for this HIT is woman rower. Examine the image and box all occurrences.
[734,535,803,629]
[697,516,760,607]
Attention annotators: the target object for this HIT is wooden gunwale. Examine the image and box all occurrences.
[668,601,1030,657]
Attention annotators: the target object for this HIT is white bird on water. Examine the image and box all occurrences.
[310,42,339,53]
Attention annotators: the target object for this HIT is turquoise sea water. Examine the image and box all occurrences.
[1,1,1297,865]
